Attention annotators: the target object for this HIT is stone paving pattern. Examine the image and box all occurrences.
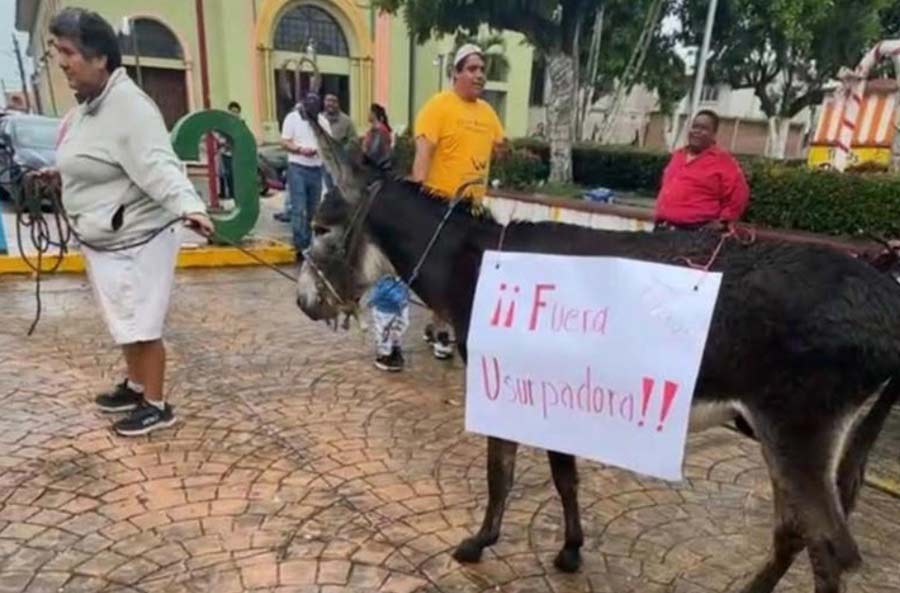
[0,268,898,593]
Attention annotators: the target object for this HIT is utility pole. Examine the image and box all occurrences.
[671,0,719,150]
[121,18,143,89]
[12,34,32,112]
[689,0,719,118]
[40,38,58,115]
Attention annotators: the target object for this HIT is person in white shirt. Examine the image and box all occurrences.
[281,94,331,257]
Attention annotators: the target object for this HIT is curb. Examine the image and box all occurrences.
[0,240,295,275]
[866,471,900,500]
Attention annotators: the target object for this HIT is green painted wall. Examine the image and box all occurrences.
[387,17,413,135]
[27,0,533,138]
[499,32,533,139]
[62,0,203,109]
[203,0,258,125]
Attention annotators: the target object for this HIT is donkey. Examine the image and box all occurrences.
[294,111,900,593]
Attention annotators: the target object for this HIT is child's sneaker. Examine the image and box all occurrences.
[374,347,405,372]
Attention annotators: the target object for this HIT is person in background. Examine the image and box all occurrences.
[320,93,357,190]
[45,7,214,436]
[411,43,504,360]
[363,103,393,170]
[281,93,331,259]
[322,93,357,147]
[216,100,241,202]
[654,109,750,231]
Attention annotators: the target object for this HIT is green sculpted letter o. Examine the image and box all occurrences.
[171,110,259,244]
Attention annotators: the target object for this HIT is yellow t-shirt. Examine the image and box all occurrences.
[415,91,504,199]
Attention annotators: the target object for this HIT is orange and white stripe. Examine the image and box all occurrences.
[814,91,897,148]
[831,40,900,170]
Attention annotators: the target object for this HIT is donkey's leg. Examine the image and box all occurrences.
[756,419,862,593]
[454,437,519,563]
[738,480,805,593]
[547,451,584,573]
[837,382,900,515]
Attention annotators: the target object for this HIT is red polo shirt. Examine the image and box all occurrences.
[654,144,750,225]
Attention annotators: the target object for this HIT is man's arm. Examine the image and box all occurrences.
[411,136,437,182]
[719,159,751,222]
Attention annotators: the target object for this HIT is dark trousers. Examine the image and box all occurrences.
[654,220,708,232]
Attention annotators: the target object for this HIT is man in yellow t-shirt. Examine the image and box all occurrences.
[412,44,505,201]
[412,44,505,359]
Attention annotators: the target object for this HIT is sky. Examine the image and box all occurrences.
[0,0,35,106]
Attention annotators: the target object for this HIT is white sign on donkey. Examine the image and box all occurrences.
[465,251,723,480]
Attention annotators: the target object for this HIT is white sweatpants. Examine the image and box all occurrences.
[82,226,180,345]
[371,307,409,356]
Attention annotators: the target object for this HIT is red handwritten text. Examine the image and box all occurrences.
[479,356,635,422]
[489,282,609,335]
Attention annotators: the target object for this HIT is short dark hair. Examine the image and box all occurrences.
[370,103,391,132]
[49,8,122,73]
[694,109,720,132]
[227,101,241,112]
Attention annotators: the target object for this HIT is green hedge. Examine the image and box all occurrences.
[745,163,900,238]
[389,135,900,238]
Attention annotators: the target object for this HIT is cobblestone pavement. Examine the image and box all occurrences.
[1,268,898,593]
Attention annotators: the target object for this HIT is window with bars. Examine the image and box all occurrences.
[119,19,183,60]
[700,84,720,103]
[529,59,545,106]
[274,5,349,57]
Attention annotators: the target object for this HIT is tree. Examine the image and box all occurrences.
[373,0,602,183]
[584,0,687,142]
[678,0,888,159]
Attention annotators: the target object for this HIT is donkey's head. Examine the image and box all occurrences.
[295,98,394,323]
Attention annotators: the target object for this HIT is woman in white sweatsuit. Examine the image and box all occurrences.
[45,8,214,436]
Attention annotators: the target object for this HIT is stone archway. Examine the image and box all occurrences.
[119,17,191,129]
[255,0,373,136]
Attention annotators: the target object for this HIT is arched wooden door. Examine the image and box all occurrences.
[119,18,189,129]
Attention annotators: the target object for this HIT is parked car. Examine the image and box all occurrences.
[0,113,60,208]
[257,142,287,196]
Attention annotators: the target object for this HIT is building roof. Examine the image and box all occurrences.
[15,0,39,34]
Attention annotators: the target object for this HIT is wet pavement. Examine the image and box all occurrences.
[0,265,898,593]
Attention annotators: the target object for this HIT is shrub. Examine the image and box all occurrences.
[393,135,900,239]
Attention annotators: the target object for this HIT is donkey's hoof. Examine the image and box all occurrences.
[554,547,582,573]
[453,538,485,564]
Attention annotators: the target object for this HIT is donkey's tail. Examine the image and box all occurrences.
[837,378,900,513]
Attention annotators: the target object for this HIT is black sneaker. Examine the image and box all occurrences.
[374,347,405,372]
[95,381,144,413]
[113,403,176,436]
[433,332,454,360]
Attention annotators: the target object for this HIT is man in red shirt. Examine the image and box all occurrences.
[654,110,750,231]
